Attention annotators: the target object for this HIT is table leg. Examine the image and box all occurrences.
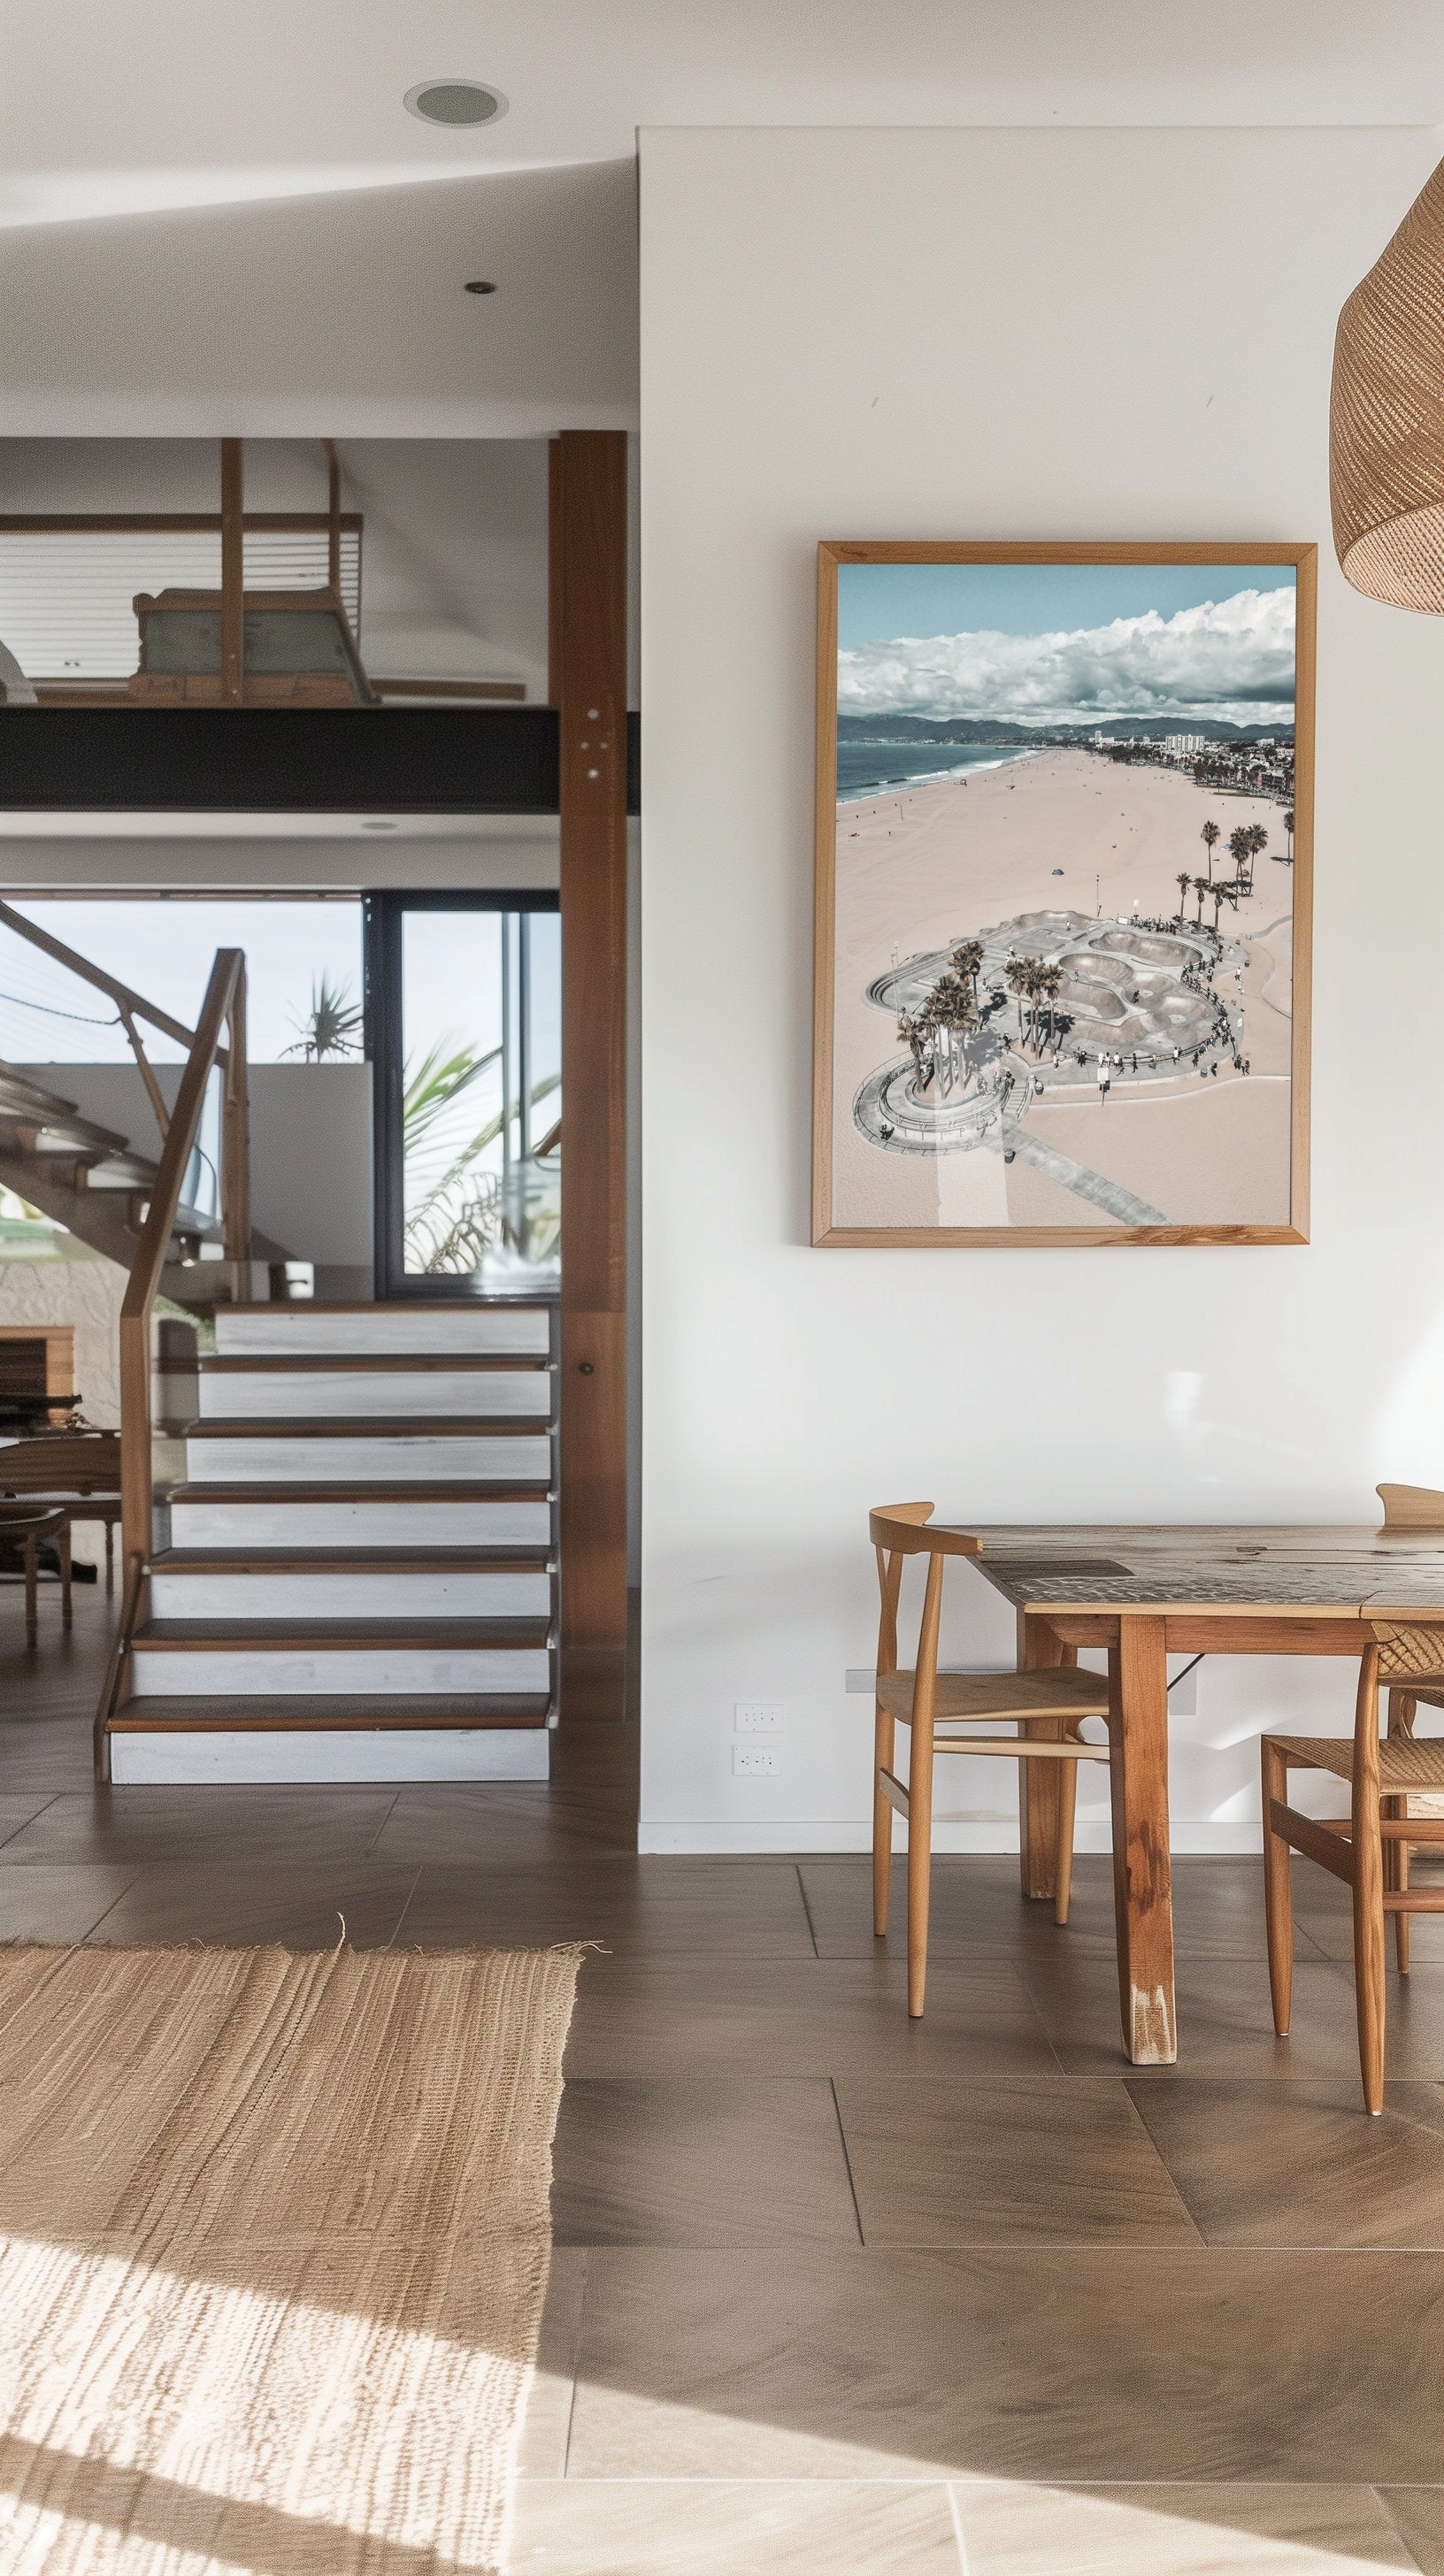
[1108,1614,1176,2066]
[1018,1610,1077,1900]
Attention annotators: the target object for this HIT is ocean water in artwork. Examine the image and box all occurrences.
[831,560,1299,1232]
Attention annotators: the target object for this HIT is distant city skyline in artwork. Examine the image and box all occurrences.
[813,543,1315,1247]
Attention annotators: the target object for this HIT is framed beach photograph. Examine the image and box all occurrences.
[813,541,1315,1246]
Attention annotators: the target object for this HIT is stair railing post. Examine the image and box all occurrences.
[104,948,244,1778]
[222,960,250,1287]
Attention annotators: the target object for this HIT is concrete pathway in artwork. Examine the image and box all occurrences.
[998,1130,1167,1227]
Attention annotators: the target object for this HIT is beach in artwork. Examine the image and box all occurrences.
[827,562,1300,1234]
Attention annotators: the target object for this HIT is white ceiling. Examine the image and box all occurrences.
[4,0,1442,236]
[3,4,1438,445]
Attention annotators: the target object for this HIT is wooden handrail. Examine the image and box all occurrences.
[119,949,247,1569]
[0,511,363,536]
[93,1552,144,1785]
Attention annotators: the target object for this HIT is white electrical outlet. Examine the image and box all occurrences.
[734,1701,785,1734]
[734,1744,779,1775]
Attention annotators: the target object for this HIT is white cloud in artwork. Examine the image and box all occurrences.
[837,587,1295,727]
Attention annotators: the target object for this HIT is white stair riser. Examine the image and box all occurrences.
[111,1730,551,1783]
[198,1369,554,1421]
[169,1499,552,1548]
[217,1309,551,1357]
[186,1433,552,1483]
[131,1646,554,1696]
[150,1569,553,1619]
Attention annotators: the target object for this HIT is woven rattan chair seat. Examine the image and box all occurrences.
[1269,1732,1444,1790]
[878,1668,1111,1725]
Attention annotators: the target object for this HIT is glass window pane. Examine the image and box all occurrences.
[400,907,559,1284]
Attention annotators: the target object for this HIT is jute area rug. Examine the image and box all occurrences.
[0,1940,582,2575]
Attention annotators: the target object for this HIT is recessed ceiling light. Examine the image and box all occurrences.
[404,79,508,128]
[465,280,497,296]
[362,819,398,832]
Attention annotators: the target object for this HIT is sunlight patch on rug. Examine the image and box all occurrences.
[0,1941,582,2576]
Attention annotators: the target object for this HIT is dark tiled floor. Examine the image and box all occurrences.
[6,1589,1444,2571]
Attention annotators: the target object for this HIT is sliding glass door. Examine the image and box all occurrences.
[366,892,560,1298]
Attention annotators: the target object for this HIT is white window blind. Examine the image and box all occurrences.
[0,529,362,680]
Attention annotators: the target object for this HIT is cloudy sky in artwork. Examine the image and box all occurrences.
[836,563,1296,727]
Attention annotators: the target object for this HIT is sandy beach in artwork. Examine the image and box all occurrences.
[832,746,1294,1230]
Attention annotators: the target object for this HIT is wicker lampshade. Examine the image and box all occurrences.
[1332,155,1444,610]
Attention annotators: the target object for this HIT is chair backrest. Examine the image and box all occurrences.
[1355,1619,1444,1784]
[871,1503,982,1696]
[868,1503,982,1560]
[1377,1482,1444,1532]
[1368,1619,1444,1689]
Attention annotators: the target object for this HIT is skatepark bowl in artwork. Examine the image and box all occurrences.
[855,908,1250,1223]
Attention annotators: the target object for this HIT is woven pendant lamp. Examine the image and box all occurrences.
[1332,157,1444,607]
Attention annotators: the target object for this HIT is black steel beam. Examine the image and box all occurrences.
[0,708,641,817]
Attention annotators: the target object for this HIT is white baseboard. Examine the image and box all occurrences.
[637,1817,1264,1855]
[111,1730,551,1785]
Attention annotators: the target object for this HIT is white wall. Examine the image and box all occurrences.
[639,126,1444,1852]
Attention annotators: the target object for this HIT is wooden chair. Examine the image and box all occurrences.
[1377,1482,1444,1532]
[872,1503,1114,2015]
[1263,1615,1444,2113]
[0,1503,73,1646]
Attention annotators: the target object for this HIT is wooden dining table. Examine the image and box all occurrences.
[964,1523,1444,2068]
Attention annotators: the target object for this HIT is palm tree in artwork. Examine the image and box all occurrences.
[1005,958,1033,1045]
[1284,808,1295,863]
[950,938,985,1002]
[1201,820,1220,881]
[1176,870,1193,921]
[1034,962,1064,1051]
[1228,824,1252,888]
[898,1012,926,1087]
[1246,823,1267,886]
[1194,876,1209,925]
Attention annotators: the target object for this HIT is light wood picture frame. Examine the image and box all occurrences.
[813,540,1316,1247]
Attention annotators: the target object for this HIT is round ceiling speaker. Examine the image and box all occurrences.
[403,80,507,128]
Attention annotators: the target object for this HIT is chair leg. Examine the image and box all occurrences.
[1261,1737,1294,2036]
[1053,1746,1079,1928]
[907,1719,935,2019]
[22,1536,36,1648]
[1386,1796,1410,1973]
[1353,1802,1386,2116]
[59,1518,73,1633]
[872,1697,895,1939]
[104,1517,115,1586]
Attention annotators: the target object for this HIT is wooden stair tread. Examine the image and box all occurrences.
[111,1694,553,1732]
[222,1300,555,1316]
[200,1353,553,1374]
[188,1418,552,1439]
[134,1617,552,1648]
[167,1481,553,1504]
[150,1547,554,1573]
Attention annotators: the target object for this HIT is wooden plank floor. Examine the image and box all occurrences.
[4,1586,1444,2571]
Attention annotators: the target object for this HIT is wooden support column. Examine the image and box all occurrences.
[551,431,629,1652]
[219,439,244,704]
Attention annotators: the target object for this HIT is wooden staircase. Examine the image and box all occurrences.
[104,1300,558,1784]
[0,1059,215,1273]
